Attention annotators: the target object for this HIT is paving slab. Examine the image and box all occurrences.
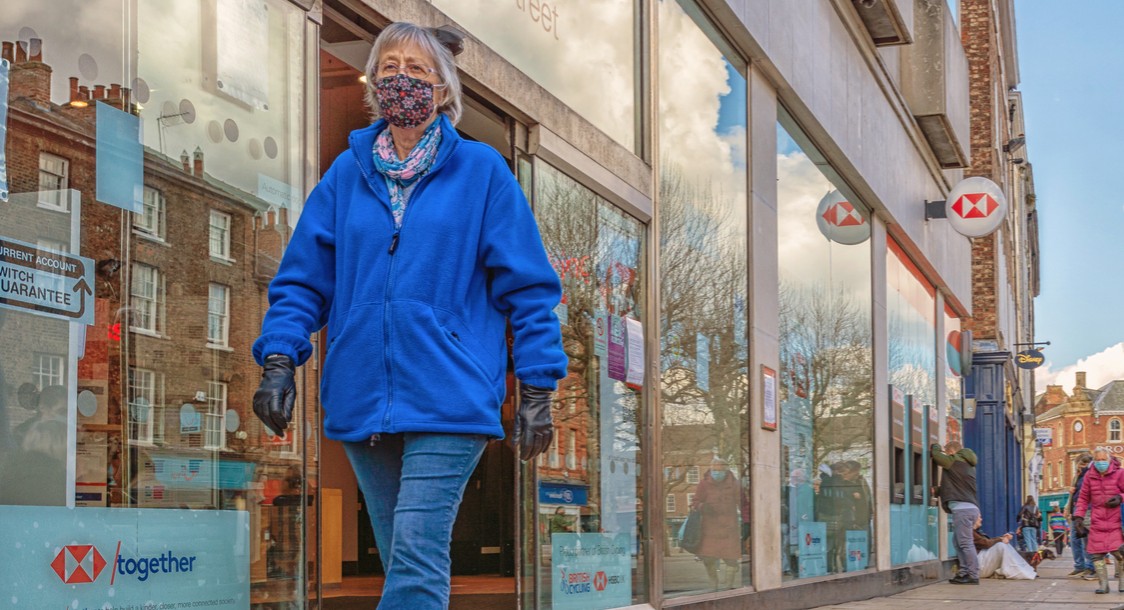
[814,552,1124,609]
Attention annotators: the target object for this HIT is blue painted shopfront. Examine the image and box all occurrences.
[963,351,1024,537]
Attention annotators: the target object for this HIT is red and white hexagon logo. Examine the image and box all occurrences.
[945,176,1007,237]
[50,544,107,584]
[815,190,870,245]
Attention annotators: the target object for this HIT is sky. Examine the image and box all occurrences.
[1016,0,1124,391]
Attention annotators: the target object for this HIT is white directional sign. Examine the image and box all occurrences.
[0,236,94,325]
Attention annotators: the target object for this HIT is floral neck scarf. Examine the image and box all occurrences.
[372,120,442,228]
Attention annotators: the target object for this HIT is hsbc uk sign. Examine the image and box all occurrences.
[944,176,1008,238]
[3,505,248,608]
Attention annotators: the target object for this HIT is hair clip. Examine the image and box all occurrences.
[430,25,465,56]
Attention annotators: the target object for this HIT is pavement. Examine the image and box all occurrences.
[814,549,1124,609]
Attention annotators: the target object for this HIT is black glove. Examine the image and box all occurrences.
[1073,516,1088,539]
[1108,495,1123,509]
[512,383,554,461]
[253,354,296,436]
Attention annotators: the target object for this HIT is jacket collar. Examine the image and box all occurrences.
[349,114,461,183]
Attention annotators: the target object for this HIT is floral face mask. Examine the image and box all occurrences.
[376,73,436,128]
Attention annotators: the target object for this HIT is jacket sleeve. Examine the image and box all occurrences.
[931,445,955,469]
[478,162,568,389]
[973,530,1000,551]
[1076,473,1092,518]
[252,164,338,366]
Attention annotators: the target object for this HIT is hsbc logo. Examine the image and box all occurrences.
[950,192,999,219]
[821,199,865,228]
[49,542,198,585]
[50,544,107,584]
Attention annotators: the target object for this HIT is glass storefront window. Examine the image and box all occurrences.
[777,114,875,580]
[943,305,964,557]
[658,0,751,597]
[886,240,939,565]
[1,1,312,606]
[429,0,639,152]
[526,160,648,609]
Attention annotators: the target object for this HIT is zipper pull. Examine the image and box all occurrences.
[388,232,400,255]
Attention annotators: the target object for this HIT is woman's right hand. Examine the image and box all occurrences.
[253,354,296,436]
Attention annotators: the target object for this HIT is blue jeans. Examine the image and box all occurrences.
[952,505,981,579]
[344,433,487,609]
[1072,526,1092,571]
[1021,526,1039,552]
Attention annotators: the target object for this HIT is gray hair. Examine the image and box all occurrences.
[1094,448,1111,460]
[363,22,463,125]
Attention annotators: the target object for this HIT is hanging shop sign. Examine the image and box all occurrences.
[1033,427,1053,447]
[815,189,870,245]
[945,176,1008,237]
[1015,348,1045,369]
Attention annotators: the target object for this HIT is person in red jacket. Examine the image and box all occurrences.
[690,456,743,589]
[1073,449,1124,594]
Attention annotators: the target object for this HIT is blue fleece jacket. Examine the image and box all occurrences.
[253,115,568,441]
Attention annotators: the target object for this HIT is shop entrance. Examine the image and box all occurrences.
[317,18,518,607]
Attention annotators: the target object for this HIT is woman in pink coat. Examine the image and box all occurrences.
[1074,448,1124,594]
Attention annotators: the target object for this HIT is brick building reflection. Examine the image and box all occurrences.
[1,38,313,602]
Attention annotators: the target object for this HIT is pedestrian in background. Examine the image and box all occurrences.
[691,456,742,589]
[1073,448,1124,594]
[1067,453,1095,578]
[251,22,567,609]
[1047,507,1068,556]
[1016,495,1041,552]
[931,440,980,585]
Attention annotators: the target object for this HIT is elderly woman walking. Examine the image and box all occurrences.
[251,21,567,609]
[1073,449,1124,594]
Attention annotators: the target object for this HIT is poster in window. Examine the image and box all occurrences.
[762,365,777,431]
[216,0,271,110]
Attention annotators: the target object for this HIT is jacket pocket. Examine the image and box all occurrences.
[389,301,504,425]
[320,303,387,434]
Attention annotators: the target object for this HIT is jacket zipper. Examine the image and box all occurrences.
[352,131,454,430]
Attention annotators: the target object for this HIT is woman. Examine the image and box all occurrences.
[1073,449,1124,594]
[1016,495,1041,552]
[691,456,743,589]
[251,22,568,608]
[972,515,1036,580]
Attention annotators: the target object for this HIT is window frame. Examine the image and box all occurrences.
[130,263,164,335]
[37,152,70,211]
[135,185,167,240]
[1111,418,1122,443]
[32,353,65,390]
[209,209,233,260]
[127,367,163,446]
[207,283,230,347]
[686,466,700,485]
[204,380,228,450]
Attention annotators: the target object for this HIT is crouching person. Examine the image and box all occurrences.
[973,516,1037,580]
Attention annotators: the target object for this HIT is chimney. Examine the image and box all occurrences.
[1076,371,1087,389]
[180,150,191,173]
[68,77,79,102]
[9,39,52,107]
[193,146,204,176]
[79,85,90,101]
[278,207,288,227]
[2,42,13,63]
[94,84,106,99]
[109,83,121,99]
[27,38,42,62]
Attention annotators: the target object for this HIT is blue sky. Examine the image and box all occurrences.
[1017,0,1124,388]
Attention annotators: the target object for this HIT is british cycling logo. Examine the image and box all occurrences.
[51,542,197,585]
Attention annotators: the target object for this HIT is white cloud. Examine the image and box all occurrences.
[1035,342,1124,390]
